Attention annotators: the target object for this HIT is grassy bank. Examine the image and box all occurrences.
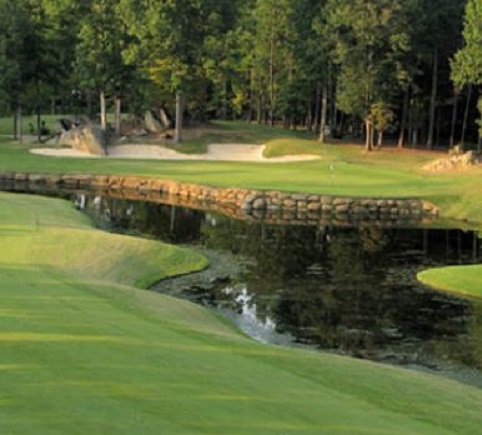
[418,266,482,299]
[1,192,482,434]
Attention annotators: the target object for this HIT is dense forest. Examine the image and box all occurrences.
[0,0,481,150]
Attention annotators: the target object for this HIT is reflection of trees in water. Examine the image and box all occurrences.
[202,218,322,282]
[79,197,481,370]
[201,217,477,366]
[81,196,204,244]
[461,301,482,370]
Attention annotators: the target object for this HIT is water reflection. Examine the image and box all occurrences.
[74,194,482,384]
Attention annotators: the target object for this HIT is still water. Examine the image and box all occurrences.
[75,193,482,388]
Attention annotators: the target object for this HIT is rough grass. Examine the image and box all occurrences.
[0,113,124,137]
[2,192,482,434]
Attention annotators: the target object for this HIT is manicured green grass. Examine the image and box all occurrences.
[263,138,332,158]
[0,138,448,194]
[166,121,313,154]
[2,192,482,434]
[2,132,482,222]
[418,266,482,299]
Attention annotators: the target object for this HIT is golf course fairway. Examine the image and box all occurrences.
[1,192,482,434]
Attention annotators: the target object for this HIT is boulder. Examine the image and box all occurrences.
[159,107,173,129]
[423,151,479,172]
[459,150,478,167]
[58,124,106,156]
[252,197,267,210]
[144,110,165,133]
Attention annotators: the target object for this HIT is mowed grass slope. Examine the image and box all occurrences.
[1,193,482,434]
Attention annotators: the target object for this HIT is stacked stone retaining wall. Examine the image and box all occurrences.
[0,172,439,228]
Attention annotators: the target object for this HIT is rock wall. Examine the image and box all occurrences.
[0,172,440,228]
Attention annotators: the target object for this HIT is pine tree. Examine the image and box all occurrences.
[325,0,412,150]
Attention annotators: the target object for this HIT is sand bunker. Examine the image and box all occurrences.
[30,144,320,163]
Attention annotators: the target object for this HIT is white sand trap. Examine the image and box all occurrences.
[30,148,101,158]
[30,144,320,163]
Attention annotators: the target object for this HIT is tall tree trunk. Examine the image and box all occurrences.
[427,48,438,149]
[247,70,253,122]
[450,89,459,148]
[365,118,372,151]
[13,106,18,140]
[16,106,23,143]
[221,77,228,120]
[377,130,383,148]
[313,84,321,132]
[338,112,344,137]
[436,105,441,147]
[398,86,410,148]
[86,89,92,119]
[306,107,312,131]
[115,95,121,135]
[175,91,184,144]
[330,81,337,137]
[319,83,328,143]
[36,82,41,143]
[256,91,262,124]
[36,107,41,143]
[100,90,107,131]
[461,84,473,149]
[262,94,268,124]
[269,21,275,127]
[408,96,413,146]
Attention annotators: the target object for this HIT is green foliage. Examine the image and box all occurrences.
[452,0,482,138]
[0,0,477,142]
[0,1,34,106]
[75,0,126,91]
[326,0,411,119]
[451,0,482,87]
[370,102,395,134]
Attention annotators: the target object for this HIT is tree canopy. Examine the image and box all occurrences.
[0,0,479,148]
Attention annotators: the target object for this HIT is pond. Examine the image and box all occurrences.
[74,192,482,388]
[1,182,481,388]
